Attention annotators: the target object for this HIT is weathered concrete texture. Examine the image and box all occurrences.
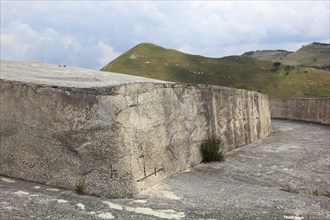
[0,60,271,198]
[270,98,330,125]
[1,120,329,220]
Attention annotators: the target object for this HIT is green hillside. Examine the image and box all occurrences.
[283,42,330,69]
[101,43,330,99]
[242,50,293,62]
[243,42,330,70]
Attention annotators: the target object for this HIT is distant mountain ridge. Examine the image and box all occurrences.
[101,43,329,99]
[242,50,293,62]
[242,42,330,70]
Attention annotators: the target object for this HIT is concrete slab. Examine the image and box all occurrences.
[1,120,329,219]
[0,60,166,88]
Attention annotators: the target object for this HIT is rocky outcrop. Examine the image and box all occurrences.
[0,60,271,198]
[270,98,330,125]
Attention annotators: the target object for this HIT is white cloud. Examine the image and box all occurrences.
[97,41,121,67]
[1,1,329,68]
[0,33,32,60]
[0,21,120,69]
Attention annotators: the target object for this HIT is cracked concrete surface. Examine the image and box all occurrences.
[1,120,329,219]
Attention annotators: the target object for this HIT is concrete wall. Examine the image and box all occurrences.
[0,80,271,198]
[270,98,330,125]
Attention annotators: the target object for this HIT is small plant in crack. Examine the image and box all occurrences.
[308,189,330,197]
[309,189,320,196]
[323,191,330,198]
[74,178,85,195]
[280,186,299,194]
[201,139,224,162]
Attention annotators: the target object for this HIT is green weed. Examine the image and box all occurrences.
[201,139,224,162]
[280,186,299,194]
[74,178,85,195]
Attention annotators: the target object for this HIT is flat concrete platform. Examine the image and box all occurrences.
[0,60,166,88]
[1,120,329,219]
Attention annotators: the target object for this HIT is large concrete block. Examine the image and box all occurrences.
[270,98,330,125]
[0,60,271,198]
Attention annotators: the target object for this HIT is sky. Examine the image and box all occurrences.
[1,1,329,70]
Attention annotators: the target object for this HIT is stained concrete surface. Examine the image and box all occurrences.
[1,119,329,220]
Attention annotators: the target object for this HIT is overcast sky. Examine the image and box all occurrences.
[1,1,329,69]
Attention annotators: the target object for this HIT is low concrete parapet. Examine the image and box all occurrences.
[269,98,330,125]
[0,60,271,198]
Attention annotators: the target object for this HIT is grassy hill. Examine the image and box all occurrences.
[243,42,330,70]
[101,43,330,99]
[242,50,293,62]
[283,42,330,69]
